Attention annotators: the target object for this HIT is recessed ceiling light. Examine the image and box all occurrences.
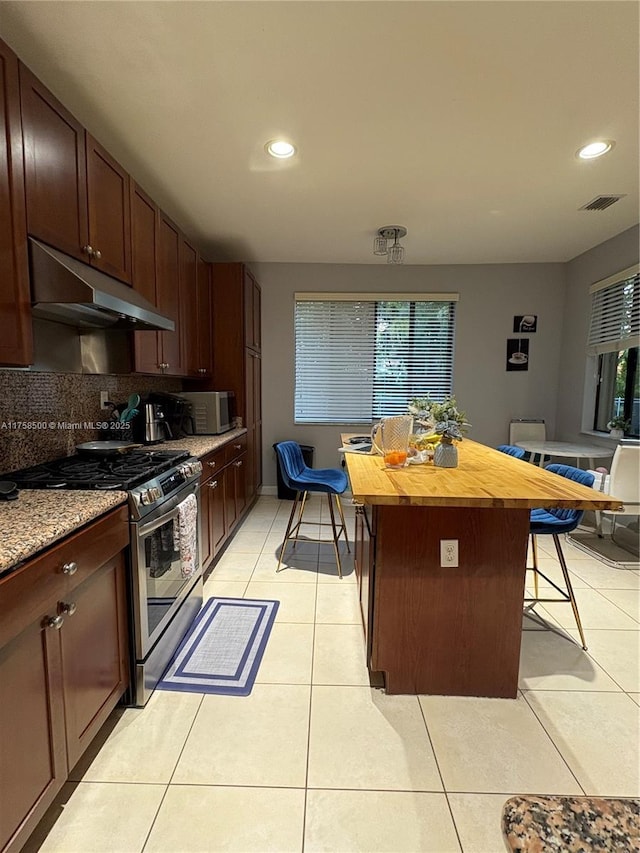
[265,140,296,159]
[576,140,614,160]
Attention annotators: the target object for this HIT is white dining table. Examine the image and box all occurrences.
[515,440,615,470]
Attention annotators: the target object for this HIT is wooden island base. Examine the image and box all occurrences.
[360,505,530,698]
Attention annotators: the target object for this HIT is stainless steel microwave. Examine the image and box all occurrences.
[178,391,234,435]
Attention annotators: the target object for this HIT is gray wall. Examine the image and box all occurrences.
[556,224,639,444]
[252,261,567,488]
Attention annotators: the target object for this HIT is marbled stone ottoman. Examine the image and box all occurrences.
[502,795,640,852]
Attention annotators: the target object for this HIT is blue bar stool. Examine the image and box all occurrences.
[497,444,527,459]
[274,441,350,577]
[526,464,593,649]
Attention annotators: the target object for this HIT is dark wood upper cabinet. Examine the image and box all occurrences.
[180,237,199,377]
[196,257,213,378]
[244,268,261,353]
[156,212,183,375]
[131,181,161,373]
[20,65,132,283]
[86,134,131,283]
[19,62,89,260]
[0,40,32,367]
[197,258,213,378]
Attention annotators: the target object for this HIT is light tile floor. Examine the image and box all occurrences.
[25,496,640,853]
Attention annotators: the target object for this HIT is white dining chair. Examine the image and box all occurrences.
[587,444,640,545]
[509,419,548,464]
[508,418,546,444]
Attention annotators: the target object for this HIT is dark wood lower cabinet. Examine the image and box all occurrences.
[0,507,130,853]
[200,435,252,575]
[0,611,66,853]
[60,553,129,769]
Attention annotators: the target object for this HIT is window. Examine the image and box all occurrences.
[294,293,458,424]
[588,266,639,437]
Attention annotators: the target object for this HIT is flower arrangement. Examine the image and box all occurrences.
[408,395,471,441]
[607,415,629,432]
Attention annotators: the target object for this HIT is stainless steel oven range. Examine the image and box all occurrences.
[7,448,204,706]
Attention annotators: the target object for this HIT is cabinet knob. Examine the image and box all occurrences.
[82,245,94,257]
[59,602,77,616]
[235,460,243,468]
[45,615,64,630]
[234,444,242,450]
[198,368,207,374]
[93,249,102,260]
[62,561,78,575]
[159,363,169,370]
[207,461,216,468]
[208,480,218,489]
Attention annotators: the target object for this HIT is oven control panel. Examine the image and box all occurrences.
[130,457,202,517]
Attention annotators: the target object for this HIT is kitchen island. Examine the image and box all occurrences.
[345,439,623,698]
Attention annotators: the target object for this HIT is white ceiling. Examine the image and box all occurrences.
[1,1,638,265]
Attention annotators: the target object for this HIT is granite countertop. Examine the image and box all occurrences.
[154,428,247,459]
[0,430,245,575]
[502,795,640,852]
[0,490,127,576]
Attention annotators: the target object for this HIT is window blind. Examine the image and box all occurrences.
[294,295,458,424]
[588,266,640,355]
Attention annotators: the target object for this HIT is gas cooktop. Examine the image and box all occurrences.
[6,449,192,491]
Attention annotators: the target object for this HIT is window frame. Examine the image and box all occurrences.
[584,265,640,438]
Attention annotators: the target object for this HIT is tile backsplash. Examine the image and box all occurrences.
[0,371,182,473]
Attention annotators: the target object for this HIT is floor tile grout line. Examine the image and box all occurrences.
[416,695,464,851]
[139,693,207,852]
[518,689,587,797]
[300,571,320,853]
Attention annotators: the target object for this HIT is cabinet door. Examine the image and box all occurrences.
[0,604,66,853]
[131,181,161,373]
[244,269,261,352]
[225,461,238,534]
[86,134,131,283]
[0,40,32,367]
[199,478,213,572]
[209,472,227,554]
[60,553,129,770]
[233,451,248,520]
[196,258,213,378]
[245,349,262,502]
[180,237,199,377]
[156,212,183,375]
[20,63,89,260]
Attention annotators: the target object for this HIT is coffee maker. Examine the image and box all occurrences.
[147,392,195,440]
[130,401,173,445]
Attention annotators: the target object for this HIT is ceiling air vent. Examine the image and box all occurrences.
[579,195,626,211]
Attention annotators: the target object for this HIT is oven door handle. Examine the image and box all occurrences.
[136,504,182,538]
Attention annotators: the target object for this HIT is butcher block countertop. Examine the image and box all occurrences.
[345,438,624,510]
[0,490,127,575]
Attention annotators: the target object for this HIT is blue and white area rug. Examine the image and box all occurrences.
[157,597,279,696]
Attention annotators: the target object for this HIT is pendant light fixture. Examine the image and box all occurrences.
[373,226,407,264]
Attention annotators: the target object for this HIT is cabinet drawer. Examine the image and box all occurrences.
[201,447,226,479]
[0,506,128,648]
[224,434,247,465]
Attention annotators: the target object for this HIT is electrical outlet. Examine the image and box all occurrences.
[440,539,459,567]
[99,391,110,410]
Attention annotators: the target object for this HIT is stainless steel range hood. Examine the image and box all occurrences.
[29,238,175,332]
